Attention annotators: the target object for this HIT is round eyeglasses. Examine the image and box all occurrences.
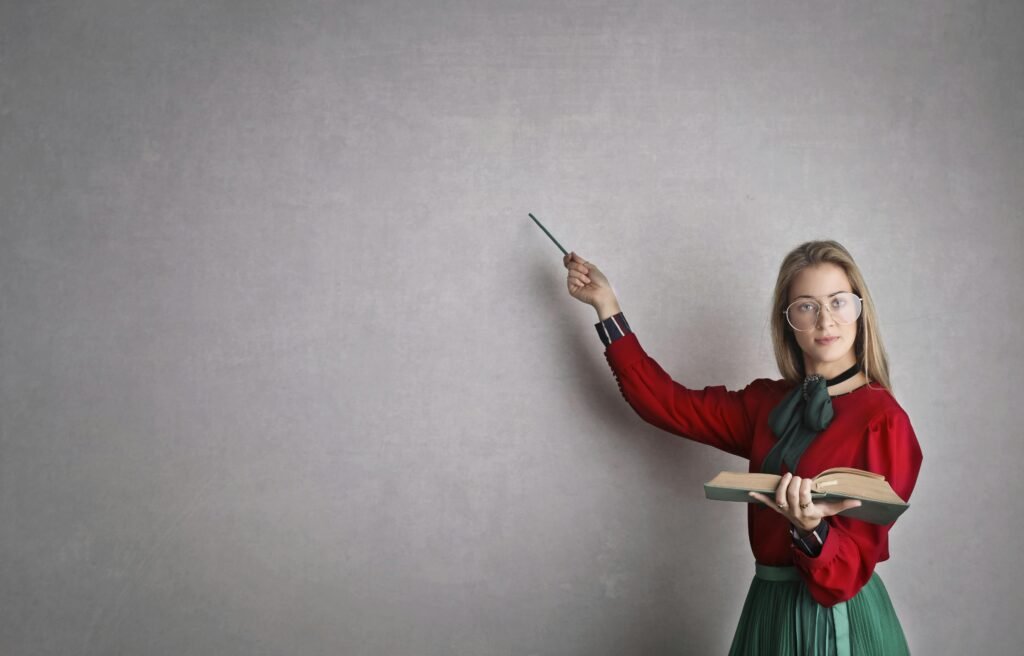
[783,292,863,332]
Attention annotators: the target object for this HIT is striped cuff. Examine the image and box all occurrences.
[594,312,632,347]
[790,520,829,558]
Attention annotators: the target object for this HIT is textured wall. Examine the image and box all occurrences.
[2,1,1021,654]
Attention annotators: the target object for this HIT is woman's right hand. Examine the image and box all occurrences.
[563,251,616,309]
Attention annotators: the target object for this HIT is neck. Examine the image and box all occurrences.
[826,371,867,396]
[804,356,865,396]
[805,354,857,380]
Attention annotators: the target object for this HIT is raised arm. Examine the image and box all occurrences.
[597,312,758,460]
[565,251,758,459]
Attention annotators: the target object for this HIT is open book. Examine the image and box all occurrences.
[703,467,909,525]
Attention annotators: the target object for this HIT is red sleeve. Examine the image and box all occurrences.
[603,332,759,459]
[791,408,924,607]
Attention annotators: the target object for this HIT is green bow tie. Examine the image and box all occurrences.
[761,374,835,474]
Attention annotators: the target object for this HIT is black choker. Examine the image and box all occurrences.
[824,361,861,387]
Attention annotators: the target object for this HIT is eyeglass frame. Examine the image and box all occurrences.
[782,291,863,332]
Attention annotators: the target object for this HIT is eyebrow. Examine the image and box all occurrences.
[792,290,850,300]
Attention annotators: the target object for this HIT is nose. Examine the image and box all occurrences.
[817,304,837,329]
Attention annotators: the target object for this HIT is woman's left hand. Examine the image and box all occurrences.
[749,472,862,533]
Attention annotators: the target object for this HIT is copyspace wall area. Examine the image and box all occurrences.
[2,1,1021,654]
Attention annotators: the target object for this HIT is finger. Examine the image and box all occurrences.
[775,473,792,508]
[799,477,813,511]
[819,499,862,517]
[787,476,802,510]
[568,271,591,285]
[569,262,590,277]
[573,252,591,267]
[571,261,590,275]
[748,492,779,512]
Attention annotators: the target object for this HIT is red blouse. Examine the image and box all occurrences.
[603,331,924,608]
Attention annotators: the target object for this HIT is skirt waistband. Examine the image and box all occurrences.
[754,562,802,582]
[743,562,857,656]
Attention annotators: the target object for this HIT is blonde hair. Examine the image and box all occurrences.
[770,240,892,391]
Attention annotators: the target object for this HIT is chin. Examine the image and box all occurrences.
[801,343,855,366]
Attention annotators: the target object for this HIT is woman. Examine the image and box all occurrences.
[563,240,922,655]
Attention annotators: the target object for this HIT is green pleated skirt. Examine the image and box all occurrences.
[727,563,910,656]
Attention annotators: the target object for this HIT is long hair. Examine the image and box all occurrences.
[769,240,892,391]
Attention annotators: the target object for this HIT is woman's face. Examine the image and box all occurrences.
[786,263,859,377]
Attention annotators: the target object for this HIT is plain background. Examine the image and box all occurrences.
[2,1,1022,654]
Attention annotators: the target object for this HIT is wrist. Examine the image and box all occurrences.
[595,299,622,320]
[794,519,822,536]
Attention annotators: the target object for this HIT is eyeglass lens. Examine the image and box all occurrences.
[786,293,862,331]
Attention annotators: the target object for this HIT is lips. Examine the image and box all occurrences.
[815,336,839,345]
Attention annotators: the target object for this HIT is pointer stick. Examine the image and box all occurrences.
[528,213,569,256]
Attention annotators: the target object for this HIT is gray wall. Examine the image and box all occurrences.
[2,1,1021,654]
